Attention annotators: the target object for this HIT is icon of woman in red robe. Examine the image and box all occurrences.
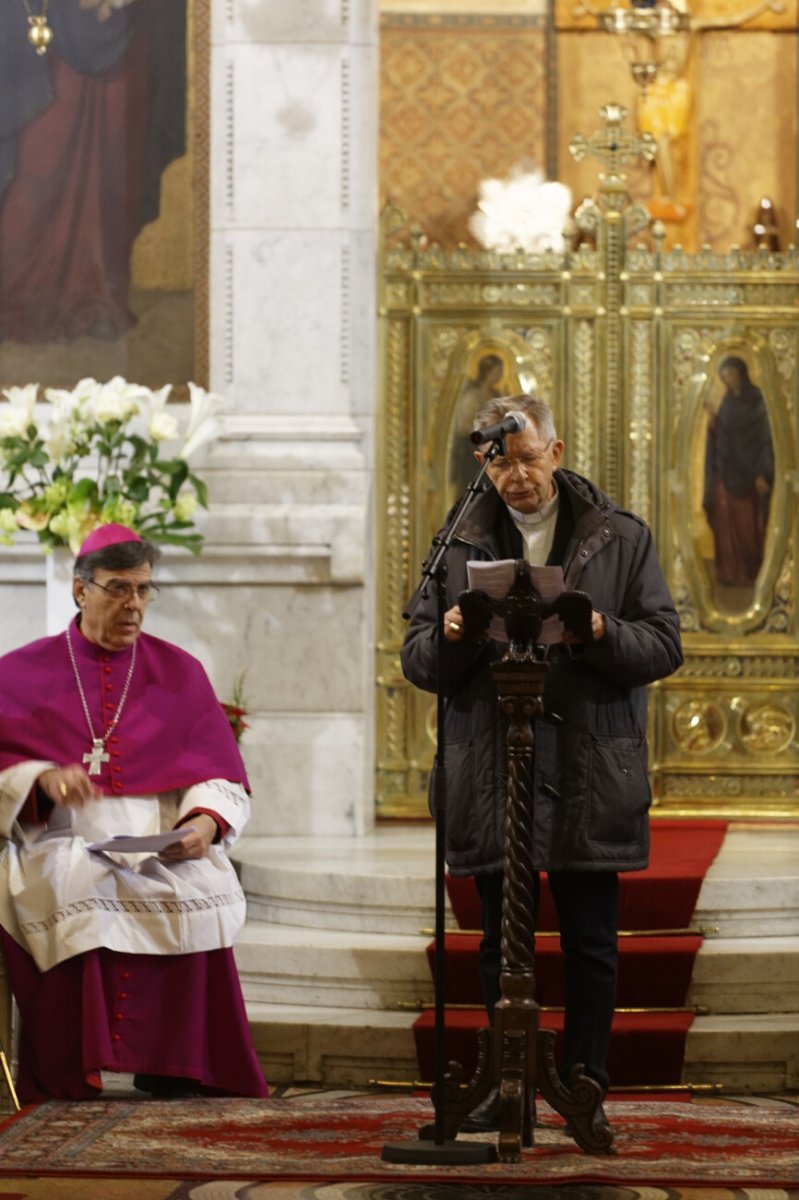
[703,355,773,589]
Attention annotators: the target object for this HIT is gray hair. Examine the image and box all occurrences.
[73,538,161,585]
[473,393,558,444]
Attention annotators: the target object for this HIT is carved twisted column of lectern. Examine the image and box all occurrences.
[491,655,547,1161]
[489,655,614,1160]
[424,575,615,1162]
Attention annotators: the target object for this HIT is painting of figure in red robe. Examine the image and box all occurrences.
[702,354,774,606]
[0,0,193,389]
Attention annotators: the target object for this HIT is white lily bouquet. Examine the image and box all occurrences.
[0,377,227,554]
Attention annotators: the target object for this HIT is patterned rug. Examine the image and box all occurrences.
[0,1090,796,1187]
[1,1183,798,1200]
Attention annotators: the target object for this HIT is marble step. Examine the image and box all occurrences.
[234,825,799,939]
[234,923,799,1015]
[693,826,799,937]
[686,935,799,1013]
[235,829,440,935]
[683,1012,799,1092]
[234,923,431,1009]
[244,1002,799,1094]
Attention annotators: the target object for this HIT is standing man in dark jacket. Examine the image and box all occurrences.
[401,394,683,1132]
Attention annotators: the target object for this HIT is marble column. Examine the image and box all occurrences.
[199,0,379,836]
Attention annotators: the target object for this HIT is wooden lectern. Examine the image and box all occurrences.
[420,562,615,1162]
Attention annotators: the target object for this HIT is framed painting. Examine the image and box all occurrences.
[0,0,209,393]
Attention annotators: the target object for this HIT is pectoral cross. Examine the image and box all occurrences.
[83,739,110,776]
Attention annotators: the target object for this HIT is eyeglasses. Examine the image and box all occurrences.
[88,579,159,603]
[488,439,554,475]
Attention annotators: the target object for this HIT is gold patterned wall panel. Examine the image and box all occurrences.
[380,15,549,247]
[696,31,798,250]
[380,6,797,255]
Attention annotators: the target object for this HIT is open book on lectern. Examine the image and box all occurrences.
[465,560,566,644]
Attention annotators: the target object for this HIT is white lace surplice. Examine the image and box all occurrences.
[0,761,250,972]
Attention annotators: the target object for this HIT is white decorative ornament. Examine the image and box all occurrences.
[469,166,573,254]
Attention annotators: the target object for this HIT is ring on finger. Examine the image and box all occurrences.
[59,781,68,798]
[448,621,460,632]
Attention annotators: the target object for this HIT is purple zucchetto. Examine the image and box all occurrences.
[77,524,143,558]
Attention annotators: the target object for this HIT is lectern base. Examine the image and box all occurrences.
[381,1138,498,1165]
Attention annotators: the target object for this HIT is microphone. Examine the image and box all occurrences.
[470,411,527,445]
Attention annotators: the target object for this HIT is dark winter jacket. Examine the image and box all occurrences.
[400,469,683,877]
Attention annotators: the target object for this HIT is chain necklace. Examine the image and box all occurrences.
[66,627,137,776]
[22,0,53,56]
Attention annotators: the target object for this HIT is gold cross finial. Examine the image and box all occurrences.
[569,103,657,177]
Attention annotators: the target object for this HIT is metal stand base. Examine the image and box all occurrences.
[381,1138,497,1165]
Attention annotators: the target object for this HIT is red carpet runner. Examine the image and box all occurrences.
[414,819,728,1086]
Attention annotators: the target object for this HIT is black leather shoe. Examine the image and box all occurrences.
[133,1073,158,1092]
[460,1086,537,1133]
[133,1073,200,1099]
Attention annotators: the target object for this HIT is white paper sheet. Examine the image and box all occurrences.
[88,827,195,854]
[465,560,566,643]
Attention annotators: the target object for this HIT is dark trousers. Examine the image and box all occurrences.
[474,869,619,1095]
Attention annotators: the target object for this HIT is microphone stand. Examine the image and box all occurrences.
[382,438,505,1166]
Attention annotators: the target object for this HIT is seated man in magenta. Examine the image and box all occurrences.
[0,523,267,1101]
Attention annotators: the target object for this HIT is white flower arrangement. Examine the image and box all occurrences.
[469,165,573,254]
[0,377,227,554]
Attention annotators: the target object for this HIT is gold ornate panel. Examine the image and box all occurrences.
[376,108,799,820]
[379,13,549,247]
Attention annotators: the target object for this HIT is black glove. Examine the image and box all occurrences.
[551,590,594,643]
[457,589,494,640]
